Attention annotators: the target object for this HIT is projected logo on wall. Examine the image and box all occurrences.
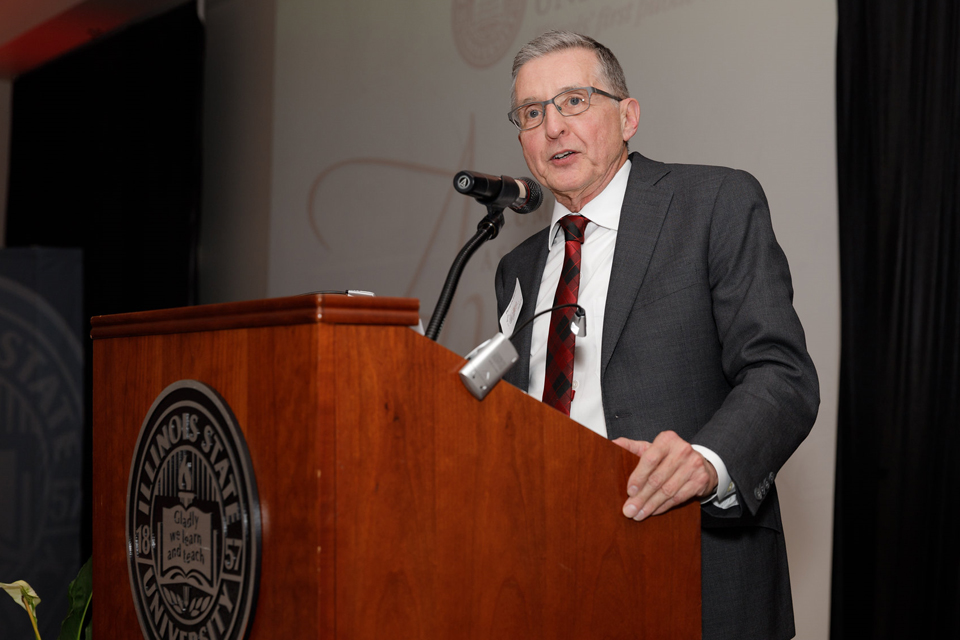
[126,380,261,640]
[525,0,704,42]
[452,0,526,68]
[306,117,551,349]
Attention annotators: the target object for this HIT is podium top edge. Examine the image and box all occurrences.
[90,294,421,339]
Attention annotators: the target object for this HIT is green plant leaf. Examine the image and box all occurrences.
[57,558,92,640]
[0,579,41,614]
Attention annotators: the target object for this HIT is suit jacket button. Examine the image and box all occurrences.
[754,487,763,500]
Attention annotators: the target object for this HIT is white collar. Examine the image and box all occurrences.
[547,158,631,248]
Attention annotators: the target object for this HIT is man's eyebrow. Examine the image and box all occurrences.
[515,84,586,106]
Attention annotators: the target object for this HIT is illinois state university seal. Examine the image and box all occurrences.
[0,271,83,637]
[126,380,261,640]
[452,0,526,68]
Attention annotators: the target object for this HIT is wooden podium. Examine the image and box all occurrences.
[92,295,700,639]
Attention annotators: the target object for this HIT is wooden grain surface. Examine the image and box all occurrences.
[93,323,329,638]
[93,300,699,640]
[89,294,420,338]
[332,325,700,639]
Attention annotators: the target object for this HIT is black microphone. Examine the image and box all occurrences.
[453,170,543,213]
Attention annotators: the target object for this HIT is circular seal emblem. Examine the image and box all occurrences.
[126,380,261,640]
[0,273,83,636]
[452,0,526,69]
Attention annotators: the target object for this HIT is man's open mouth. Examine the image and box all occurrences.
[552,151,575,160]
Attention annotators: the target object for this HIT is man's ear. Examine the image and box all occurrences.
[620,98,640,142]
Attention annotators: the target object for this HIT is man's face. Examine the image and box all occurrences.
[513,48,639,212]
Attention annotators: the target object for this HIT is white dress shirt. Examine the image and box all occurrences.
[525,160,738,508]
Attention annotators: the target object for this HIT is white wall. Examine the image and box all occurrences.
[202,1,839,637]
[199,0,275,303]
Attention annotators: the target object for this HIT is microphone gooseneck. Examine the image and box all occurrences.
[427,170,544,343]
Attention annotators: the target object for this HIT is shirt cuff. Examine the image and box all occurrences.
[691,445,739,510]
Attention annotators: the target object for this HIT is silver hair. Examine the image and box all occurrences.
[510,30,630,108]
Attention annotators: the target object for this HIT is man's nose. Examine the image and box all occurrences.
[542,103,566,138]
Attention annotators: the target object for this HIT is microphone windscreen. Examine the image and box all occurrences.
[512,178,543,213]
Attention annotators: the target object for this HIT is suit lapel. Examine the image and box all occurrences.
[601,153,674,378]
[503,227,550,391]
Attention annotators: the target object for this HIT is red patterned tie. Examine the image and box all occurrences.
[542,214,590,415]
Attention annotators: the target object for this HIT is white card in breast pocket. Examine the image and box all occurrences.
[500,278,523,337]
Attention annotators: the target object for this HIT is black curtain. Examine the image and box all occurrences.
[5,2,203,559]
[833,2,960,638]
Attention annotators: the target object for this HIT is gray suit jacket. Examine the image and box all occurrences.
[495,153,819,640]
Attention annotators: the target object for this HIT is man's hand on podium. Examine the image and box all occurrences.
[613,431,719,522]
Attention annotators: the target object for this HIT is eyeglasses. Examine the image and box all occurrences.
[508,86,625,131]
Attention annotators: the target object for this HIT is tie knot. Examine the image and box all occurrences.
[559,215,589,244]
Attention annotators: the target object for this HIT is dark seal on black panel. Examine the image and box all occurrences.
[126,380,261,640]
[0,275,83,636]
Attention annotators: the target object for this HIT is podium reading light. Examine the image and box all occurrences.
[459,305,587,400]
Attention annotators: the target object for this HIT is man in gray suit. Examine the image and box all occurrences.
[495,31,819,640]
